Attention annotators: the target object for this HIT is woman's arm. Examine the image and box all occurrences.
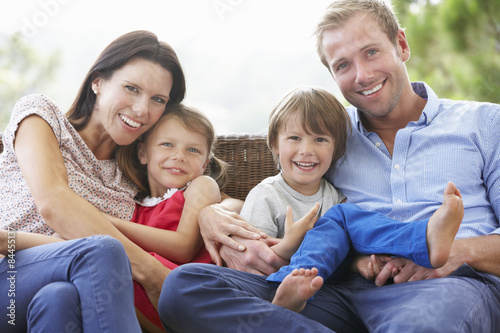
[106,176,221,263]
[0,229,62,256]
[14,115,169,305]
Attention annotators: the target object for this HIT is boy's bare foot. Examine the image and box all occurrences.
[427,182,464,268]
[272,267,323,313]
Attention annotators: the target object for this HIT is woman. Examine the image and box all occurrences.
[0,30,186,332]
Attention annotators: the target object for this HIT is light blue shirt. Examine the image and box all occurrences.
[326,82,500,239]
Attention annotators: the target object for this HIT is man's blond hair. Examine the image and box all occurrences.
[315,0,401,69]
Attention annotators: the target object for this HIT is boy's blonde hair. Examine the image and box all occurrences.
[267,87,351,169]
[315,0,401,69]
[117,103,227,200]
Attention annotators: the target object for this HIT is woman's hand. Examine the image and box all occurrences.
[198,202,267,266]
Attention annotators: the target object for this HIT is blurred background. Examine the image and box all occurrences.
[0,0,499,134]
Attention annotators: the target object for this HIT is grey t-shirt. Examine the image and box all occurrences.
[240,173,345,238]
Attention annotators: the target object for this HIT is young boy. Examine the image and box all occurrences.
[240,87,463,312]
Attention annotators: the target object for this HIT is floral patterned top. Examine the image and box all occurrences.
[0,94,137,235]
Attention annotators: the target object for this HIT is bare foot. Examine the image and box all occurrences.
[427,182,464,268]
[272,268,323,313]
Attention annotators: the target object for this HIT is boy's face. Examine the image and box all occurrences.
[274,113,335,196]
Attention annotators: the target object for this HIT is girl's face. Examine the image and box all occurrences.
[138,114,210,197]
[273,113,335,196]
[91,57,173,147]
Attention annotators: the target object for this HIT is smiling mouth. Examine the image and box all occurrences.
[167,167,186,175]
[361,82,383,96]
[294,162,318,170]
[120,114,141,128]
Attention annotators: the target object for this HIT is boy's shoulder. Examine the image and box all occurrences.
[247,174,285,198]
[259,173,283,186]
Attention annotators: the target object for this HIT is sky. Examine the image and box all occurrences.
[0,0,340,133]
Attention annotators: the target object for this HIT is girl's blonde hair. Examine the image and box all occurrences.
[267,86,351,169]
[117,103,227,200]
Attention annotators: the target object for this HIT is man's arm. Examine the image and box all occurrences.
[458,234,500,275]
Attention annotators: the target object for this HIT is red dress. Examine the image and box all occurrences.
[132,190,212,329]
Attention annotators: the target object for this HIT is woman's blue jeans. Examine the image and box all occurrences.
[0,236,141,332]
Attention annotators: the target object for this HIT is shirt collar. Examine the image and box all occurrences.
[350,81,440,133]
[413,81,439,126]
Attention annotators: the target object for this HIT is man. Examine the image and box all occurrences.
[158,1,500,331]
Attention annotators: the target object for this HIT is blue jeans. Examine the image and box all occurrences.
[159,263,500,333]
[0,236,141,333]
[269,203,429,283]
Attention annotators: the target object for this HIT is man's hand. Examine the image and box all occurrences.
[198,203,266,266]
[368,249,465,286]
[220,235,288,275]
[353,254,398,282]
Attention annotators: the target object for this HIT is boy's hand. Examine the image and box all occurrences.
[283,203,320,243]
[272,203,320,260]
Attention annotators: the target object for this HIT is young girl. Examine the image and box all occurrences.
[110,103,227,331]
[240,87,464,312]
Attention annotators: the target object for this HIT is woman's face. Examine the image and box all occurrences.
[91,57,174,146]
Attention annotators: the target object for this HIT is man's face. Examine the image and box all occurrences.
[320,12,410,120]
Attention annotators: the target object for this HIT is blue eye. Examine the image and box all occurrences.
[188,148,200,153]
[126,85,138,93]
[338,63,347,70]
[152,96,166,104]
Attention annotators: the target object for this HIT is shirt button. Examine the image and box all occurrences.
[397,199,402,204]
[394,164,400,170]
[375,142,381,148]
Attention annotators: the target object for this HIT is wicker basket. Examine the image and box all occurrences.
[209,134,278,200]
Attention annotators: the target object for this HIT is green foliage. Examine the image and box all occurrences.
[0,33,60,131]
[393,0,500,103]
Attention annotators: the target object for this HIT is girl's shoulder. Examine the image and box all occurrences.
[184,175,220,199]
